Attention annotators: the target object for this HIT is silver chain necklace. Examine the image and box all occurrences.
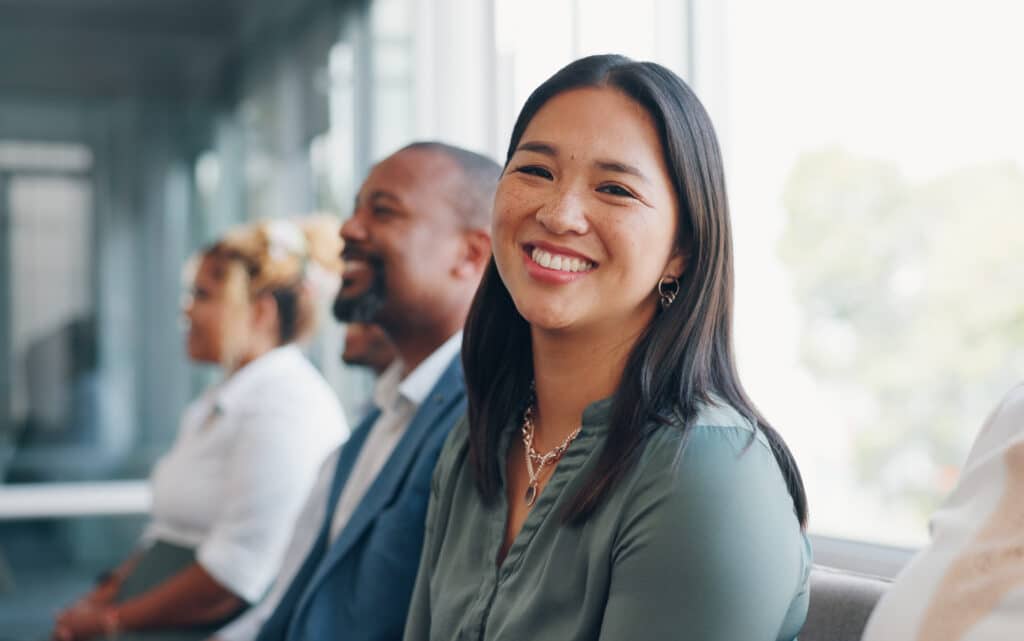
[520,403,581,507]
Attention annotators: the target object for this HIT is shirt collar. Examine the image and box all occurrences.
[369,331,462,424]
[214,344,304,413]
[372,358,406,416]
[399,331,462,405]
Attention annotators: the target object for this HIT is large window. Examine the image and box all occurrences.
[1,143,106,484]
[493,0,689,156]
[487,0,1024,547]
[709,0,1024,546]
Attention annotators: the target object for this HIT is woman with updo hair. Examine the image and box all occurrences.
[51,217,348,641]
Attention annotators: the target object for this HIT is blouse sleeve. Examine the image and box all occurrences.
[403,417,468,641]
[215,452,337,641]
[597,425,810,641]
[197,405,328,603]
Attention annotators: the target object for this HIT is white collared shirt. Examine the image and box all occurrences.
[862,383,1024,641]
[216,332,462,641]
[328,330,462,542]
[144,345,347,603]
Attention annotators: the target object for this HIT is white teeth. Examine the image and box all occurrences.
[530,247,594,273]
[343,260,369,277]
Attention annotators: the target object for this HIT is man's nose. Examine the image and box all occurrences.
[340,210,368,243]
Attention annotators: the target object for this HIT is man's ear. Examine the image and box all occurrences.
[453,229,492,279]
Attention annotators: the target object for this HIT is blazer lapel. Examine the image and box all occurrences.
[301,356,465,598]
[325,407,381,517]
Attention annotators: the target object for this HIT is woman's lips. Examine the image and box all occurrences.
[521,244,596,284]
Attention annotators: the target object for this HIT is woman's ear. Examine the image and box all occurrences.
[251,293,281,336]
[663,246,690,281]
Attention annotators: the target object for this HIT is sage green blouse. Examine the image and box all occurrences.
[403,398,812,641]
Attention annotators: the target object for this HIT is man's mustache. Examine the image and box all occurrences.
[341,244,378,264]
[333,252,388,324]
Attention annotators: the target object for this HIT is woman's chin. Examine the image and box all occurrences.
[518,305,583,333]
[187,344,219,365]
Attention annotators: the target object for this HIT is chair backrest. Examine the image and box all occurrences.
[801,564,891,641]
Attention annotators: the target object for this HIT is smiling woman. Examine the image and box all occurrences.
[49,218,348,641]
[402,54,811,641]
[493,86,683,335]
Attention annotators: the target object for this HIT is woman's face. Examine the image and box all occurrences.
[183,255,250,365]
[492,86,684,338]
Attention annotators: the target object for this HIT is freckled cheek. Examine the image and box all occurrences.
[492,190,535,245]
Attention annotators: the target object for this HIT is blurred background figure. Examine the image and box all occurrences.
[49,218,347,641]
[339,322,396,421]
[862,383,1024,641]
[341,322,394,376]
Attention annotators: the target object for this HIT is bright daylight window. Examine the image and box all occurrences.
[494,0,1024,547]
[717,0,1024,546]
[494,0,688,149]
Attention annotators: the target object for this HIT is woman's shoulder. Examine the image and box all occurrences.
[215,348,345,447]
[240,348,339,410]
[640,397,769,461]
[628,398,788,509]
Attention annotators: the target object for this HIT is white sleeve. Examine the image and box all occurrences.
[959,384,1024,474]
[197,405,338,603]
[927,383,1024,538]
[215,452,337,641]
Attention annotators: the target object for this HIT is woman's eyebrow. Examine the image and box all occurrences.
[515,141,558,157]
[595,159,648,183]
[516,142,650,184]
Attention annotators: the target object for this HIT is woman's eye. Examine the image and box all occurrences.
[597,184,637,199]
[515,165,553,180]
[372,207,396,218]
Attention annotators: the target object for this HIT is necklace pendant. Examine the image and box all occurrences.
[524,483,538,507]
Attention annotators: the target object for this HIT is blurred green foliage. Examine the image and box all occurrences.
[779,148,1024,521]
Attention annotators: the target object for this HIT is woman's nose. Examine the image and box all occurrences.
[535,188,589,235]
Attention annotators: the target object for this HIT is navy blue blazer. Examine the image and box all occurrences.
[253,355,466,641]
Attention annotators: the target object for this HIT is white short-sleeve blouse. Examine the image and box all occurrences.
[862,383,1024,641]
[143,345,347,603]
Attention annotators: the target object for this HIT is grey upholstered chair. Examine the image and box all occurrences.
[801,565,891,641]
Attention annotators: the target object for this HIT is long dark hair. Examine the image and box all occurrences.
[463,54,808,527]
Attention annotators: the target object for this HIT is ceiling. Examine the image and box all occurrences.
[0,0,346,101]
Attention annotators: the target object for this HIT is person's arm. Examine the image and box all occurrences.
[53,563,242,641]
[80,550,143,607]
[597,425,810,641]
[197,404,330,603]
[117,562,243,626]
[58,403,326,641]
[52,550,143,640]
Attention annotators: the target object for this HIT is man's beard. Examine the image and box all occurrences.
[332,260,388,323]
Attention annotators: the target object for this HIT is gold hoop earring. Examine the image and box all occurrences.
[658,276,680,310]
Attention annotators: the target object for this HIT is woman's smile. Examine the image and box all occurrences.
[521,241,598,284]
